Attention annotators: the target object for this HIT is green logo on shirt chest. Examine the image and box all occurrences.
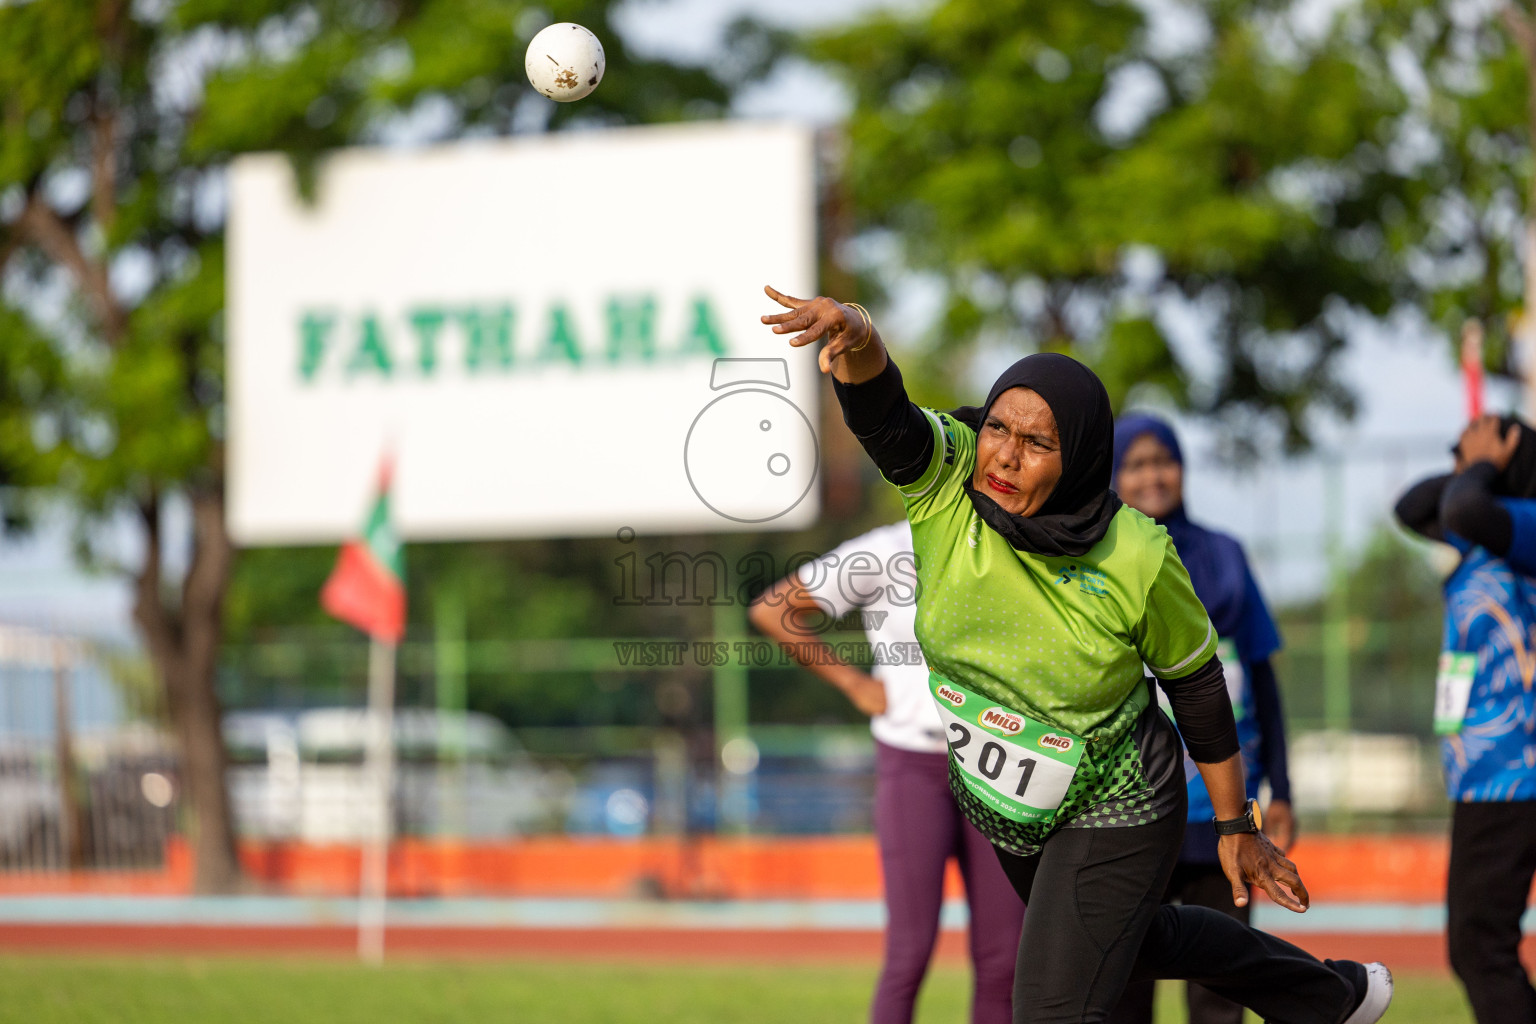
[1054,563,1109,597]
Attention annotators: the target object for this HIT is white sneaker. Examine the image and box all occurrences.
[1342,962,1393,1024]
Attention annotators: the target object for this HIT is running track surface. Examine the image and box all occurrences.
[0,924,1482,969]
[0,897,1519,969]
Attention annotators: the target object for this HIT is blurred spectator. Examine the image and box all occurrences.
[751,522,1023,1024]
[1394,413,1536,1024]
[1109,414,1295,1024]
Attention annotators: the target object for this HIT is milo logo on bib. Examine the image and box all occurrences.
[978,708,1023,735]
[928,671,1085,826]
[936,684,967,707]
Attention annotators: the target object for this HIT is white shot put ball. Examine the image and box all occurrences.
[525,23,606,103]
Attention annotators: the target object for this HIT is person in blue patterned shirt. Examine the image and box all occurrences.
[1396,413,1536,1024]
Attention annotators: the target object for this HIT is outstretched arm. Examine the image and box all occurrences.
[761,286,934,486]
[761,285,888,383]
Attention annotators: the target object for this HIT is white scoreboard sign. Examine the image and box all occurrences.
[227,122,819,543]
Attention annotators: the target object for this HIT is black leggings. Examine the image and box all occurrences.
[1105,861,1251,1024]
[1447,801,1536,1024]
[994,812,1363,1024]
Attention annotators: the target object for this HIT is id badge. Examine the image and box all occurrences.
[929,672,1084,824]
[1433,651,1477,736]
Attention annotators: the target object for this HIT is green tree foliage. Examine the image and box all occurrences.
[1337,0,1536,377]
[0,0,741,888]
[807,0,1417,451]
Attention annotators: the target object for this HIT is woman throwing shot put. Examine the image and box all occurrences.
[759,285,1391,1024]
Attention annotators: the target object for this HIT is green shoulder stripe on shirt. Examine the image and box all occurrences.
[1145,619,1215,677]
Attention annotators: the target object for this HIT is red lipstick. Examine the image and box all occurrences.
[986,473,1018,495]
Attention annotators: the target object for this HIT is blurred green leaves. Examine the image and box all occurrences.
[1345,0,1534,377]
[0,0,754,756]
[0,0,742,532]
[807,0,1422,452]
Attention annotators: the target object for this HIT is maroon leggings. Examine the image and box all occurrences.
[872,740,1025,1024]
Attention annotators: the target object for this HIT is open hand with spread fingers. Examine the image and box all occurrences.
[1220,830,1311,913]
[760,285,887,383]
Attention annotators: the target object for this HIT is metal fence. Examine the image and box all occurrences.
[0,603,1462,878]
[0,625,176,873]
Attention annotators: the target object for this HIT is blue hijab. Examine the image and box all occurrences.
[1112,413,1251,641]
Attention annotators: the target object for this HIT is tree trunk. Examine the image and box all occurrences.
[131,489,242,893]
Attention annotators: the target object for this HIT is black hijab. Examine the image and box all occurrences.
[951,353,1123,557]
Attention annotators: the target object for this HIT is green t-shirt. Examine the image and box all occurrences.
[895,408,1218,853]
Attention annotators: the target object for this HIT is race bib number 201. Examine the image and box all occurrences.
[929,672,1084,824]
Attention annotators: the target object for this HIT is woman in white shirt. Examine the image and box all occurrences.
[751,522,1025,1024]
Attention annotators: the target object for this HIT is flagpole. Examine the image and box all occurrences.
[358,637,397,964]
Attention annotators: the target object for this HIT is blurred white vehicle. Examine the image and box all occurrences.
[0,745,60,862]
[224,708,551,841]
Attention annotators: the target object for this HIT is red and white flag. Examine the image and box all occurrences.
[1462,319,1484,421]
[321,460,405,643]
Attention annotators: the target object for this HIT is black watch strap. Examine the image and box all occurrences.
[1213,799,1261,836]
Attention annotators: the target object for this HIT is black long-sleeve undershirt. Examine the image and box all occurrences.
[831,358,934,486]
[1157,656,1240,765]
[1440,462,1513,555]
[1249,657,1292,802]
[1394,466,1513,554]
[1393,473,1450,543]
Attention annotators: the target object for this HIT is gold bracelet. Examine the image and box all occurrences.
[846,302,874,352]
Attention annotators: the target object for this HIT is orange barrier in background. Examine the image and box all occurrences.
[1282,835,1451,904]
[0,833,1468,901]
[244,835,894,899]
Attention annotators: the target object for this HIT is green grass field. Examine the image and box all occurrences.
[0,957,1473,1023]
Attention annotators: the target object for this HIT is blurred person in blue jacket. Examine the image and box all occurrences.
[1395,413,1536,1024]
[1107,414,1295,1024]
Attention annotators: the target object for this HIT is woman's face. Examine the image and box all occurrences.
[971,387,1063,516]
[1115,433,1183,520]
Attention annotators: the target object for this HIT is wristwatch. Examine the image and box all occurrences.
[1213,799,1263,836]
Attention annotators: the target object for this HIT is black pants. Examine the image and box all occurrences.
[994,812,1362,1024]
[1107,862,1250,1024]
[1448,801,1536,1024]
